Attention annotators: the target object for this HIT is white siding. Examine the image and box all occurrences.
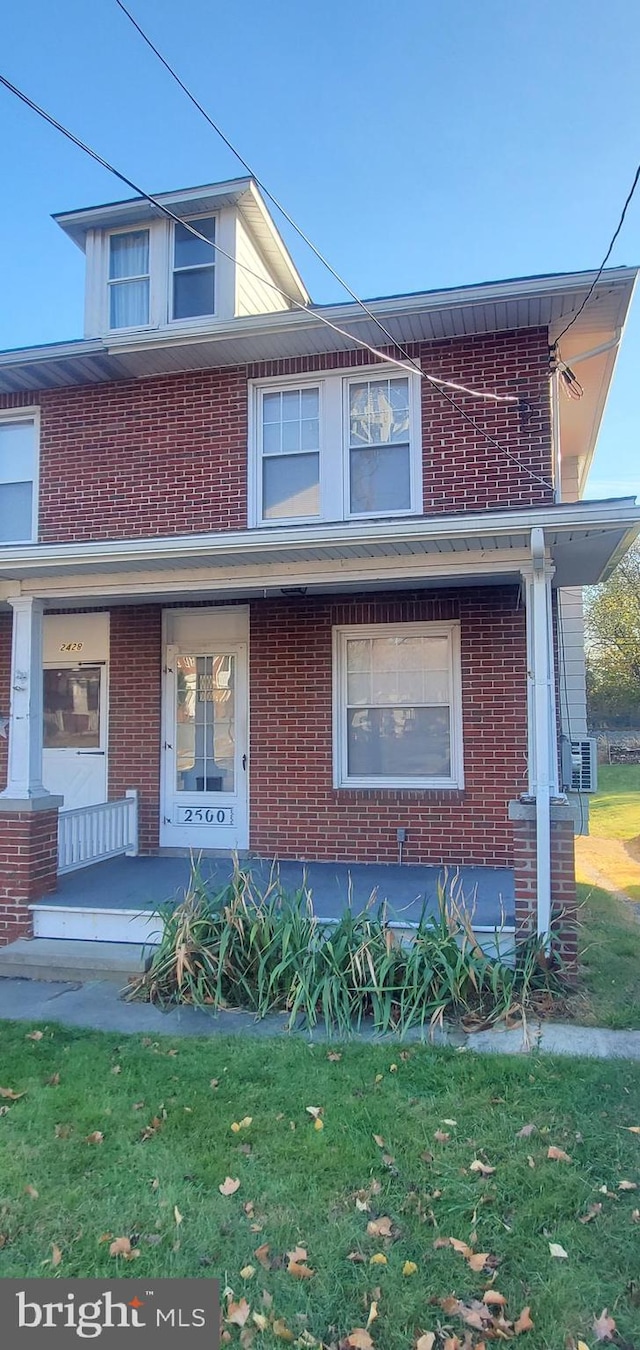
[235,216,290,316]
[560,454,581,503]
[558,587,588,737]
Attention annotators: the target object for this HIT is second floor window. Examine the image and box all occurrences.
[108,230,150,329]
[172,217,216,320]
[249,366,422,525]
[0,412,38,544]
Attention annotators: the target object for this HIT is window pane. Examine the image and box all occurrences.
[263,453,320,519]
[262,421,281,456]
[173,267,215,319]
[43,668,101,749]
[0,482,33,542]
[174,217,216,269]
[350,444,411,513]
[347,706,451,779]
[176,654,235,793]
[0,421,35,483]
[282,418,301,453]
[109,231,149,280]
[301,388,319,418]
[262,392,281,423]
[110,278,149,329]
[349,378,410,447]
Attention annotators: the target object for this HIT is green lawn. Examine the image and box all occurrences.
[575,882,640,1029]
[1,1024,639,1349]
[588,763,640,840]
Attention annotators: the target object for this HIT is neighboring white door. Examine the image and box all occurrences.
[160,609,249,851]
[42,663,108,809]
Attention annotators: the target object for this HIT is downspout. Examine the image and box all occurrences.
[550,367,562,503]
[530,527,553,944]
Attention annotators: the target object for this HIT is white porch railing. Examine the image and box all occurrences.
[57,790,139,875]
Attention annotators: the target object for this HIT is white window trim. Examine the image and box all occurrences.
[105,224,155,335]
[0,406,40,546]
[169,214,218,325]
[248,363,423,527]
[332,620,464,790]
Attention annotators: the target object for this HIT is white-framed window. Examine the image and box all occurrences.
[108,229,150,330]
[333,622,463,789]
[0,409,39,545]
[172,216,216,321]
[249,364,422,525]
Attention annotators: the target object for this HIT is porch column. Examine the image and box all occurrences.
[514,529,576,962]
[0,597,62,946]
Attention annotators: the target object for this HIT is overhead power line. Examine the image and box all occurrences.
[0,69,553,491]
[554,162,640,346]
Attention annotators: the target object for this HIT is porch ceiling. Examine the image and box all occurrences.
[0,500,637,606]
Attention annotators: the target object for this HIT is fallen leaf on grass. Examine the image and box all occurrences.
[467,1252,491,1272]
[26,1031,43,1041]
[514,1306,534,1333]
[109,1236,139,1260]
[252,1313,268,1332]
[439,1297,492,1332]
[227,1299,251,1327]
[547,1146,572,1163]
[469,1159,496,1177]
[254,1243,271,1269]
[111,1064,121,1075]
[219,1177,241,1195]
[85,1131,104,1145]
[434,1130,450,1143]
[366,1217,393,1238]
[403,1260,418,1276]
[369,1252,387,1265]
[24,1185,39,1200]
[272,1318,294,1341]
[327,1051,342,1061]
[593,1309,616,1341]
[313,1117,324,1131]
[51,1244,63,1268]
[482,1291,507,1307]
[366,1301,378,1328]
[210,1078,220,1089]
[577,1342,590,1350]
[516,1123,536,1138]
[415,1337,436,1350]
[231,1117,253,1133]
[0,1087,24,1100]
[343,1331,374,1349]
[346,1251,366,1263]
[632,1209,640,1222]
[355,1198,370,1212]
[45,1073,60,1087]
[372,1133,385,1148]
[288,1259,314,1279]
[174,1205,183,1226]
[306,1106,323,1120]
[618,1180,637,1191]
[548,1242,568,1259]
[625,1125,640,1134]
[579,1203,603,1224]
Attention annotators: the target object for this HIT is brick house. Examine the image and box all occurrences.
[0,177,637,967]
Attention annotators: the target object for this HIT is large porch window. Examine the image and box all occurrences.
[333,622,463,789]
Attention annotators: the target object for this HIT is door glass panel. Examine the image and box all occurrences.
[43,667,101,749]
[176,654,235,793]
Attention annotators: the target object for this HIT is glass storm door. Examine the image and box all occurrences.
[161,644,248,850]
[42,664,108,809]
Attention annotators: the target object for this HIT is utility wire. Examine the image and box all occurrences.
[114,0,517,409]
[0,69,553,491]
[554,162,640,346]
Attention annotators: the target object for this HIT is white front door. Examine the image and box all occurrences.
[42,663,108,809]
[160,609,249,851]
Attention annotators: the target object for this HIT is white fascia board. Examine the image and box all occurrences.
[0,500,638,579]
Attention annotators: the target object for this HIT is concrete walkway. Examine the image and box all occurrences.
[0,976,639,1058]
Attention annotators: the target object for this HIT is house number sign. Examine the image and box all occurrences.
[176,807,234,826]
[59,642,84,653]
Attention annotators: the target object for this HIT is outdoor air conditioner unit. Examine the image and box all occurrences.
[570,738,598,794]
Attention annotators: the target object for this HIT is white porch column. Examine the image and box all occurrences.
[522,528,559,941]
[0,596,51,801]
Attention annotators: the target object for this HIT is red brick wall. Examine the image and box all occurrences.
[249,587,528,865]
[108,606,162,853]
[0,809,59,944]
[0,328,552,544]
[511,808,577,969]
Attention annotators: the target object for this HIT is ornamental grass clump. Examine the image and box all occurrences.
[127,859,552,1034]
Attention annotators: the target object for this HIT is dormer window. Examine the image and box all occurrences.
[108,230,150,329]
[172,217,216,320]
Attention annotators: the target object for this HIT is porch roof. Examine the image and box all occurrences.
[0,498,637,606]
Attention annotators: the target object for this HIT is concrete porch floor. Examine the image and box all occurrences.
[46,855,515,928]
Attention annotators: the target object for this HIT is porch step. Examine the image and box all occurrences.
[0,938,148,984]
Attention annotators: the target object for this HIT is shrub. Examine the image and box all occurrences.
[127,859,554,1035]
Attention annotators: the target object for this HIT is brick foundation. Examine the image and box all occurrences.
[510,799,577,969]
[0,803,61,946]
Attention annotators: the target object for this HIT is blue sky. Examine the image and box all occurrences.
[1,0,639,500]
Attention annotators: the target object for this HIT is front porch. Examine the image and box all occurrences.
[30,853,516,946]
